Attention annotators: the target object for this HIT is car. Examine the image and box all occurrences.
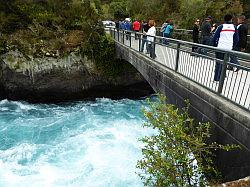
[102,20,115,28]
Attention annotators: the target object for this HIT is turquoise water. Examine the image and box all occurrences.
[0,98,153,187]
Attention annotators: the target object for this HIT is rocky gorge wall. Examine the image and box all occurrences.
[0,51,154,103]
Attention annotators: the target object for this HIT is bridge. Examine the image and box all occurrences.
[107,28,250,181]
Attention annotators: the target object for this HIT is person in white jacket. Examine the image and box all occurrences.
[147,20,157,59]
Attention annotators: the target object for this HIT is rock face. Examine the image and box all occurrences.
[0,51,154,103]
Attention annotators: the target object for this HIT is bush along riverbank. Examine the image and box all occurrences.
[137,95,239,186]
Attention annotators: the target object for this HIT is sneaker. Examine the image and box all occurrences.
[234,68,240,72]
[227,65,234,71]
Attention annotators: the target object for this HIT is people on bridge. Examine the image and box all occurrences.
[140,20,150,53]
[212,14,239,81]
[160,19,169,37]
[228,15,248,71]
[162,19,174,45]
[147,20,157,59]
[115,20,120,29]
[124,18,132,40]
[236,15,248,52]
[192,18,200,54]
[133,19,141,40]
[198,16,213,55]
[119,20,125,30]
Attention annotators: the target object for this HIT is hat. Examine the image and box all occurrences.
[206,16,212,20]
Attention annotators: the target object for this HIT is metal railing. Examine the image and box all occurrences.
[108,28,250,111]
[155,27,250,52]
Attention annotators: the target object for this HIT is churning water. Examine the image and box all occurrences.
[0,98,153,187]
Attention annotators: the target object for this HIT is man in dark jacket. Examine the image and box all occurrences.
[198,16,212,55]
[192,19,200,53]
[229,15,248,71]
[237,15,248,52]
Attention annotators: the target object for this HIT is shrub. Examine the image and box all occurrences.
[137,94,239,187]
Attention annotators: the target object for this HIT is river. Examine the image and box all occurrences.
[0,98,154,187]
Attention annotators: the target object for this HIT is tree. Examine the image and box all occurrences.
[137,95,239,186]
[109,1,128,19]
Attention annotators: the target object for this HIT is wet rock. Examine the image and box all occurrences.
[0,51,154,103]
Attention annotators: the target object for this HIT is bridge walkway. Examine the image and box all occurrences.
[109,28,250,111]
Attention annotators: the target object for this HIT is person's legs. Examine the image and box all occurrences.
[192,39,198,52]
[163,33,169,45]
[214,52,224,81]
[152,43,156,59]
[197,36,210,55]
[146,40,149,54]
[229,47,240,72]
[148,43,152,57]
[148,43,156,59]
[140,36,146,52]
[135,30,139,40]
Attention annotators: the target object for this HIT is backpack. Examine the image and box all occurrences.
[160,23,168,32]
[164,25,173,36]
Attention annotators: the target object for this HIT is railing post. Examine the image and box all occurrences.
[175,43,181,72]
[138,34,141,52]
[129,31,132,47]
[117,28,119,42]
[217,53,229,94]
[122,30,125,44]
[153,36,156,57]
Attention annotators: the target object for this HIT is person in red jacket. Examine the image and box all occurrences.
[133,19,141,40]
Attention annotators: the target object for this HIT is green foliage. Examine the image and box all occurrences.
[137,94,239,187]
[0,0,106,57]
[102,0,245,28]
[82,33,133,76]
[109,1,128,19]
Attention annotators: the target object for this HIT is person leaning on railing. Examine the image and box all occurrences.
[211,14,239,82]
[140,20,150,53]
[146,20,157,59]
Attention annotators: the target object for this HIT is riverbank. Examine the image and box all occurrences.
[0,51,154,103]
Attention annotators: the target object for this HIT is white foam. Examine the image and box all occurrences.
[0,98,153,187]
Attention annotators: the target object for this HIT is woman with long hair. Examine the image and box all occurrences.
[146,20,157,59]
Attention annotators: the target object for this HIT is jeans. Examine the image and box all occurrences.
[134,30,139,40]
[229,47,240,66]
[192,38,199,52]
[126,32,131,40]
[214,52,224,81]
[148,43,156,59]
[197,36,211,55]
[163,33,169,45]
[140,36,149,53]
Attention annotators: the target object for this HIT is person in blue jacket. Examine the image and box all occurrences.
[124,19,131,40]
[212,14,239,81]
[163,20,174,45]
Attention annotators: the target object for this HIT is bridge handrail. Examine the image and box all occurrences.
[156,27,250,37]
[107,27,250,111]
[111,28,250,59]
